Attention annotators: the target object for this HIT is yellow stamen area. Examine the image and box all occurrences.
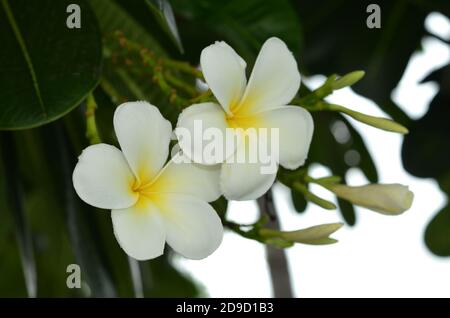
[226,108,267,133]
[226,95,265,130]
[129,174,167,212]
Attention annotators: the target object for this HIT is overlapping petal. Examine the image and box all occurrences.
[236,37,301,116]
[251,106,314,169]
[155,194,223,260]
[200,41,247,114]
[72,144,138,209]
[114,101,172,185]
[220,141,277,200]
[151,152,221,202]
[176,102,233,164]
[112,200,166,260]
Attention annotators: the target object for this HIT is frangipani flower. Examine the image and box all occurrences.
[176,37,314,200]
[72,101,223,260]
[328,183,414,215]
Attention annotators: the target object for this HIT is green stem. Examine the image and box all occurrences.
[153,65,188,107]
[190,90,215,104]
[293,182,336,210]
[304,175,341,188]
[100,78,125,104]
[85,94,101,145]
[163,59,203,79]
[164,70,197,97]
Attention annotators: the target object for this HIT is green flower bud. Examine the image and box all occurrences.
[332,71,365,89]
[260,223,343,245]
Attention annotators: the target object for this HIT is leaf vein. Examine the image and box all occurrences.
[1,0,47,117]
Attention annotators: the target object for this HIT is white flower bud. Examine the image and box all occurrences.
[329,183,414,215]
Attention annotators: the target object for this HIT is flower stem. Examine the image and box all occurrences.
[85,94,101,145]
[293,182,337,210]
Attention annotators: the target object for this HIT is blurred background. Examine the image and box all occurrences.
[0,0,449,297]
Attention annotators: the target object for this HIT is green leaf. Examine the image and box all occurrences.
[425,204,450,257]
[211,196,228,218]
[140,254,201,297]
[90,0,164,54]
[90,0,181,122]
[171,0,301,63]
[293,0,445,126]
[0,0,102,130]
[146,0,184,53]
[290,188,307,213]
[402,65,450,180]
[337,198,356,226]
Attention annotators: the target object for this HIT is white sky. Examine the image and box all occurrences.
[175,12,450,298]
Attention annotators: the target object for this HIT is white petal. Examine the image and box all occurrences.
[72,144,138,209]
[176,102,234,164]
[151,153,221,202]
[221,162,277,201]
[253,106,314,169]
[220,141,278,200]
[114,101,172,184]
[237,37,300,115]
[156,194,223,260]
[112,200,166,261]
[200,41,247,114]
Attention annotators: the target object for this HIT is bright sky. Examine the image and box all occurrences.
[175,12,450,298]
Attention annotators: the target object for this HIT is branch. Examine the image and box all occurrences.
[257,189,293,298]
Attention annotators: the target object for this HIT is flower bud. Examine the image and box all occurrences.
[328,183,414,215]
[328,104,409,134]
[260,223,343,245]
[332,71,365,89]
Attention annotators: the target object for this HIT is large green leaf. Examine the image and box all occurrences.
[0,0,102,130]
[171,0,302,64]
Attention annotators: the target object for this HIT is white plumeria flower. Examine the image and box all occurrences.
[176,37,314,200]
[72,101,223,261]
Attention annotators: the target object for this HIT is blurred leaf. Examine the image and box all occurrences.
[211,196,228,218]
[337,198,356,226]
[425,204,450,256]
[0,133,37,297]
[91,0,181,123]
[403,64,450,256]
[146,0,184,53]
[291,189,307,213]
[0,0,102,130]
[47,123,117,297]
[294,0,449,125]
[307,111,377,224]
[402,65,450,180]
[140,254,201,297]
[172,0,301,63]
[90,0,164,54]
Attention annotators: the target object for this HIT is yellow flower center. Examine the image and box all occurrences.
[130,175,164,210]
